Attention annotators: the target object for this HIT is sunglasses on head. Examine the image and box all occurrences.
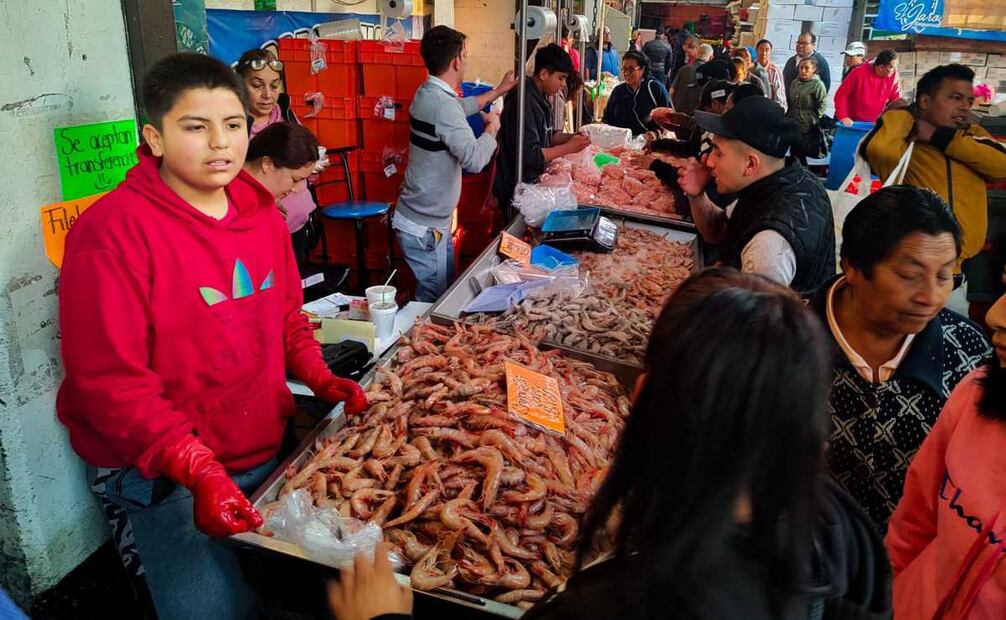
[240,58,284,72]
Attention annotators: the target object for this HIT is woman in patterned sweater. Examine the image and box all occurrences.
[807,186,992,531]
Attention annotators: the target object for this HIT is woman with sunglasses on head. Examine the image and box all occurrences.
[601,51,672,137]
[236,48,325,262]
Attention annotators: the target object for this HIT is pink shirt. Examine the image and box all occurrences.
[250,105,318,234]
[833,59,902,123]
[886,369,1006,619]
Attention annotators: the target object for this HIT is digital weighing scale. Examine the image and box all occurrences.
[540,207,618,252]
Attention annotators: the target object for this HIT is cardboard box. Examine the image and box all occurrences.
[988,54,1006,69]
[815,36,845,54]
[986,67,1006,82]
[764,3,794,20]
[897,63,917,79]
[792,4,824,21]
[817,22,847,38]
[812,0,855,6]
[764,18,804,39]
[740,32,758,47]
[772,0,803,5]
[898,51,916,66]
[916,51,941,66]
[823,7,853,23]
[940,51,987,67]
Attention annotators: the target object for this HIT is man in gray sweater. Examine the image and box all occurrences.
[394,26,516,301]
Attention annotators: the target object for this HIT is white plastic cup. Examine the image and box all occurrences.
[370,302,398,340]
[365,285,396,308]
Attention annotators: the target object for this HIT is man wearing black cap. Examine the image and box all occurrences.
[676,96,835,291]
[669,47,721,115]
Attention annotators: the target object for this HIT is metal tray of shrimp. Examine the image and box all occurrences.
[230,341,527,619]
[428,215,701,371]
[583,203,697,232]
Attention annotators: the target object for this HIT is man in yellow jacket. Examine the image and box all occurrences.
[861,64,1006,278]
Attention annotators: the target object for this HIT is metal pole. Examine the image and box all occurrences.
[515,0,529,213]
[576,28,585,129]
[554,0,565,130]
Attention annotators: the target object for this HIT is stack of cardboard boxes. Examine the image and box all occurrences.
[895,51,1006,102]
[752,0,854,113]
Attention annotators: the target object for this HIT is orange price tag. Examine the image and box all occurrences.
[39,192,107,268]
[504,360,565,436]
[499,232,532,265]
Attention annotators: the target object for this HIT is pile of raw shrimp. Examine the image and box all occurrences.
[538,146,680,219]
[275,320,629,608]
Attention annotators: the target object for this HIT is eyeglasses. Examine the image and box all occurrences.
[621,66,642,75]
[239,58,284,72]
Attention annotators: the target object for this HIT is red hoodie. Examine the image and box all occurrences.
[833,59,902,123]
[886,369,1006,619]
[57,146,330,477]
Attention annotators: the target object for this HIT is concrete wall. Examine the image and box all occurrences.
[455,0,516,83]
[0,0,135,606]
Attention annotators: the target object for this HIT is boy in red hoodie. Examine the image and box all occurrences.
[56,53,366,620]
[886,289,1006,619]
[834,49,902,125]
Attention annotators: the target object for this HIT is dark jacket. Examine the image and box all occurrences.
[601,78,671,136]
[720,161,835,292]
[522,478,892,620]
[642,37,673,81]
[807,278,992,531]
[493,77,554,209]
[784,51,832,92]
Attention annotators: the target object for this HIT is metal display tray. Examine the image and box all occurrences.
[231,329,641,618]
[428,215,702,370]
[231,344,525,618]
[582,203,697,231]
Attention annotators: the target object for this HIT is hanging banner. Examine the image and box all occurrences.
[874,0,1006,41]
[54,120,138,201]
[206,9,391,65]
[173,0,210,54]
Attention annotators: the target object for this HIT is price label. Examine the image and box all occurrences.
[383,163,397,178]
[383,106,396,121]
[505,361,565,436]
[499,232,531,265]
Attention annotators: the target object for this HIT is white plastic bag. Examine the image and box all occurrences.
[265,489,401,570]
[580,124,631,150]
[513,182,577,227]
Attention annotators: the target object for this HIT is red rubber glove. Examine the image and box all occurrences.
[159,434,263,537]
[314,375,369,415]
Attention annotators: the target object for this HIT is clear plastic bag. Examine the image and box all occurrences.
[302,92,325,118]
[581,124,631,150]
[372,96,397,121]
[382,146,406,177]
[513,182,577,228]
[265,489,403,570]
[309,32,328,75]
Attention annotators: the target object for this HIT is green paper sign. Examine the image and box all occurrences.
[254,0,277,10]
[54,119,139,200]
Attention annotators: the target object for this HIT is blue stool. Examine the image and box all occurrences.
[313,147,395,292]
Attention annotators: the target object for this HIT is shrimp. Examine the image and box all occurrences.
[385,488,440,528]
[440,498,490,544]
[412,436,439,461]
[456,540,495,581]
[347,425,382,458]
[383,462,404,491]
[341,466,379,492]
[404,461,439,508]
[524,502,555,531]
[545,437,575,487]
[376,367,403,396]
[478,430,528,463]
[393,442,422,467]
[385,528,432,563]
[494,589,545,604]
[548,512,579,547]
[362,458,386,481]
[369,495,397,526]
[490,524,539,560]
[530,560,562,588]
[409,531,459,591]
[452,447,504,510]
[412,427,476,449]
[503,472,547,503]
[350,488,394,519]
[500,467,526,486]
[478,557,531,589]
[371,425,399,458]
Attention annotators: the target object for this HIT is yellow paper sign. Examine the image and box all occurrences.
[504,360,565,435]
[499,232,532,265]
[40,193,107,268]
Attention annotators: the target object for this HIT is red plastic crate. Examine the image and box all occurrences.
[277,38,360,98]
[457,171,492,224]
[357,96,412,151]
[359,149,406,203]
[358,40,427,98]
[310,218,356,265]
